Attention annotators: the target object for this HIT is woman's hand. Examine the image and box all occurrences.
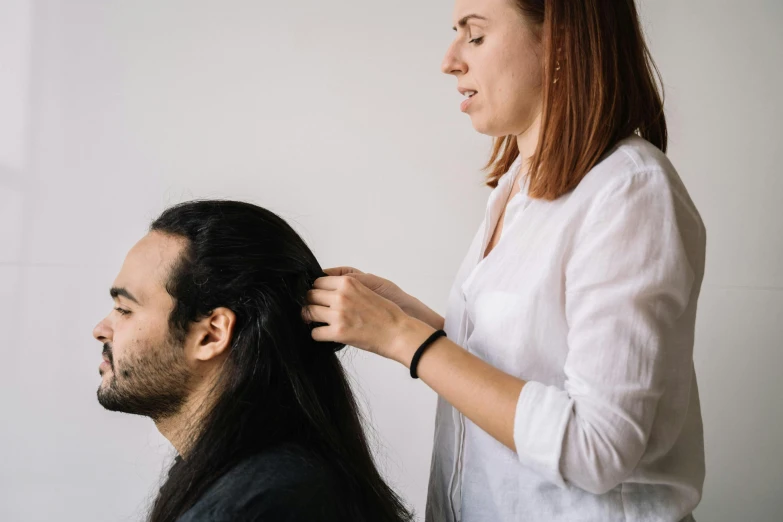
[323,267,445,330]
[305,275,425,360]
[323,267,410,308]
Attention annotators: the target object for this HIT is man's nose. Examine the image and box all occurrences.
[93,316,112,343]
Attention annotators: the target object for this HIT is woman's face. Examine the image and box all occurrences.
[442,0,544,138]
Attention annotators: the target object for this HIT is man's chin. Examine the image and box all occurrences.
[96,386,120,412]
[96,382,186,420]
[96,380,131,414]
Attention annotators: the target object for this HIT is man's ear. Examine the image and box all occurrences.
[188,307,236,362]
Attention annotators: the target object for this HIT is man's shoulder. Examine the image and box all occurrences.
[178,444,342,522]
[224,443,333,489]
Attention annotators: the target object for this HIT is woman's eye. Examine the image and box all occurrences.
[469,36,484,45]
[114,307,131,316]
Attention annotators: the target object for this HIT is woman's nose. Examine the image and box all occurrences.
[441,41,467,76]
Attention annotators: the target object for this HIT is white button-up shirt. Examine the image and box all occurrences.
[425,136,706,522]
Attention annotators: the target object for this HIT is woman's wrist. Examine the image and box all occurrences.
[384,315,438,367]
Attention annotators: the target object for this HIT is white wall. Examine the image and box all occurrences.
[640,1,783,520]
[0,1,779,521]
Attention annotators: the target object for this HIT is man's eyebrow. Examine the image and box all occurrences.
[453,14,488,31]
[110,287,141,305]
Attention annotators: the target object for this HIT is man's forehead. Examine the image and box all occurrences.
[113,232,185,302]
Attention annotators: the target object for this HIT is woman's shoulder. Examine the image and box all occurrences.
[571,135,701,222]
[581,135,676,190]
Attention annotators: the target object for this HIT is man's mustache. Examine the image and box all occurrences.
[102,343,114,367]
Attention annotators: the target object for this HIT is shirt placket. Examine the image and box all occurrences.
[449,173,515,521]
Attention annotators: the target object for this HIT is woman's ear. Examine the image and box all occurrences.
[189,307,236,362]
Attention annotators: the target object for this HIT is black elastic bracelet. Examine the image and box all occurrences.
[410,330,447,379]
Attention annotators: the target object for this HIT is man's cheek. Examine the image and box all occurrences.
[110,336,132,370]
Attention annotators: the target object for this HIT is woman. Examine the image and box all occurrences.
[305,1,704,521]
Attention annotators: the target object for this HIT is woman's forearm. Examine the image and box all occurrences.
[402,297,445,330]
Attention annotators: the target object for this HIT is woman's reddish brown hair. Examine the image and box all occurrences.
[486,0,667,199]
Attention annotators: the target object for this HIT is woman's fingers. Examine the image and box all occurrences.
[305,273,407,355]
[323,266,363,277]
[303,303,333,325]
[314,273,393,303]
[306,288,334,307]
[306,307,348,344]
[304,277,360,337]
[312,275,344,290]
[313,275,364,293]
[311,323,339,343]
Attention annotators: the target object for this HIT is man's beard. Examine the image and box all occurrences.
[97,334,191,422]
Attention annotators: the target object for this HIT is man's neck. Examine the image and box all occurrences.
[156,415,192,456]
[155,387,213,457]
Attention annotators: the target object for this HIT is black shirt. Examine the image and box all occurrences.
[176,444,347,522]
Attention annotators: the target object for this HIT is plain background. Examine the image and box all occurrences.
[1,0,781,521]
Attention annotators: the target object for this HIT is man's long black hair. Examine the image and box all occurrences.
[148,200,412,522]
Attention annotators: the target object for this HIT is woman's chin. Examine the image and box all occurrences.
[470,118,508,139]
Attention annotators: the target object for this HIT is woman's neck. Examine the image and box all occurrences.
[516,111,542,164]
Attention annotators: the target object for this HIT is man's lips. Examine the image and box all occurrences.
[101,343,114,372]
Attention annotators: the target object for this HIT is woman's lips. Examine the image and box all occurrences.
[461,92,477,112]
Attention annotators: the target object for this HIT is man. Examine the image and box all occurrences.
[93,200,412,522]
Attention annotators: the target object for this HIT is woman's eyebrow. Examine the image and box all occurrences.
[453,14,488,31]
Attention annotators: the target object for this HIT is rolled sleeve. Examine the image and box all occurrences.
[514,380,573,488]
